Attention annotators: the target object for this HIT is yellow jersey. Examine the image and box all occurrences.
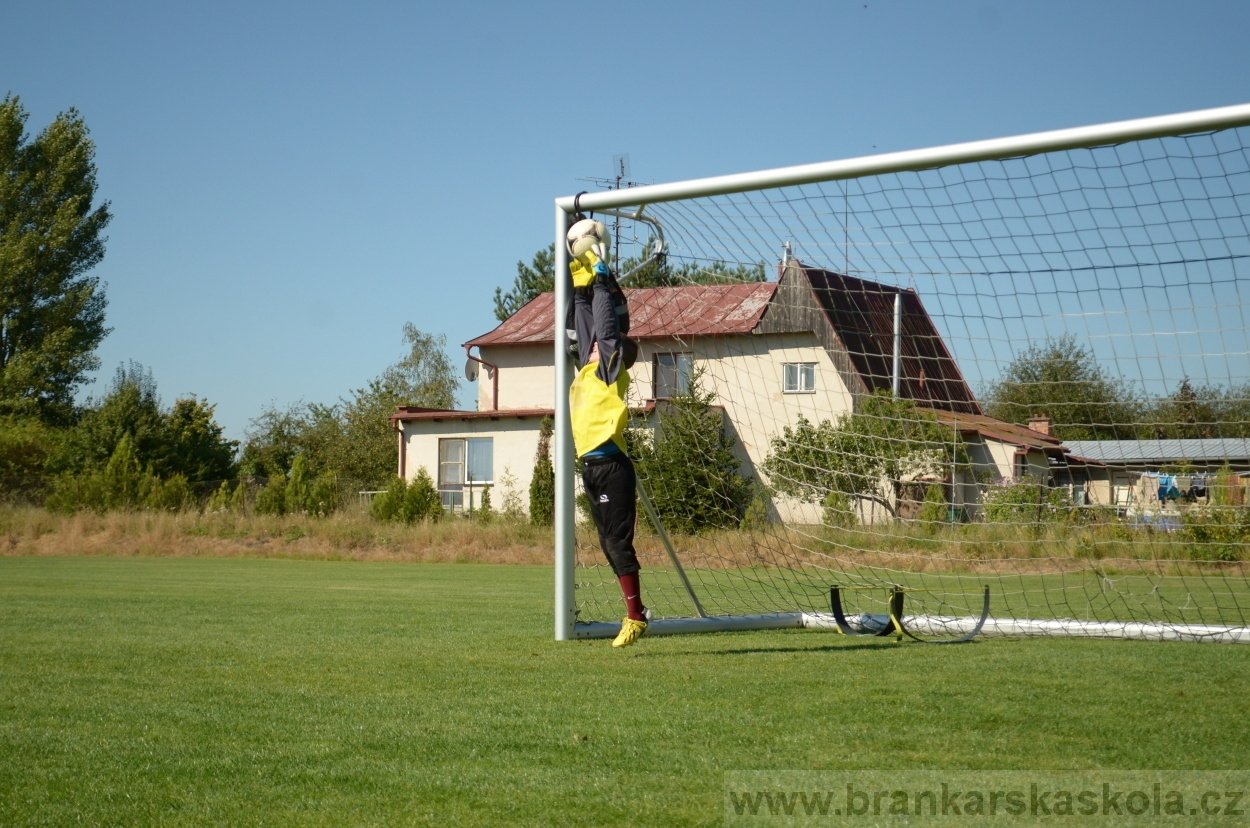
[569,362,629,458]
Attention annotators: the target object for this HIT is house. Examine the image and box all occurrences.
[1056,438,1250,512]
[392,261,1089,520]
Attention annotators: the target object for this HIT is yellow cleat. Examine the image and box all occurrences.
[612,617,648,648]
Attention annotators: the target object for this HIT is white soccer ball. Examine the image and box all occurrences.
[567,218,610,259]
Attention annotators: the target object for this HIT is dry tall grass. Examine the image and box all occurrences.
[0,505,553,565]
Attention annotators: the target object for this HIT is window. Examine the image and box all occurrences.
[783,362,816,393]
[654,352,693,399]
[438,437,493,511]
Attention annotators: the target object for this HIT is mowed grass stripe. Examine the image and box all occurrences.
[1,557,1247,826]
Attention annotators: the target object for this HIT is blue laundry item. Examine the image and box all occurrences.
[1158,474,1181,501]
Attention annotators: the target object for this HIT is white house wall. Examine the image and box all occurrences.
[477,344,554,411]
[401,416,546,514]
[633,332,854,524]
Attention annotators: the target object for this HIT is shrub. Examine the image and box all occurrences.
[530,416,554,526]
[285,455,311,515]
[739,483,772,530]
[254,474,287,516]
[229,478,249,513]
[1182,506,1249,562]
[980,476,1072,525]
[372,468,441,524]
[306,474,340,517]
[205,481,233,513]
[917,482,949,528]
[43,435,195,514]
[370,476,407,522]
[763,392,965,521]
[477,485,493,523]
[629,367,751,535]
[148,474,193,512]
[400,468,441,523]
[822,491,855,529]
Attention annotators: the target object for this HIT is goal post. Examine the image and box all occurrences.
[553,103,1250,644]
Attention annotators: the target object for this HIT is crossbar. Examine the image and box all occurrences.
[556,103,1250,213]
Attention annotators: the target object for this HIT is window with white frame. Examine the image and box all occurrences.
[782,362,816,393]
[654,352,693,399]
[438,437,493,511]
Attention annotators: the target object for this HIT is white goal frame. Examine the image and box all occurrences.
[551,102,1250,643]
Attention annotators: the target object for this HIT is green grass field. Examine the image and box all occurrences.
[2,557,1248,826]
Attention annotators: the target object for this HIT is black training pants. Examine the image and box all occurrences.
[581,453,640,577]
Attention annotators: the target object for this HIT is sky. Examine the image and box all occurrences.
[3,0,1249,440]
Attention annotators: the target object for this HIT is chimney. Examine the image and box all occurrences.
[1027,414,1052,436]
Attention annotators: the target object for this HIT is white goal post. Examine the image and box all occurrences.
[552,103,1250,643]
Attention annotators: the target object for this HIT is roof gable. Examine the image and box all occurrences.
[800,265,981,416]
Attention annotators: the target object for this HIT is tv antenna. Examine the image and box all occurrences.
[577,154,646,258]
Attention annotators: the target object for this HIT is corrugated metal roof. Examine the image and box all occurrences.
[803,267,982,416]
[1061,439,1250,464]
[464,282,777,348]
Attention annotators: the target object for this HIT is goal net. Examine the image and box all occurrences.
[553,104,1250,644]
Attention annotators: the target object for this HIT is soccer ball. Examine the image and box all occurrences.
[566,218,609,259]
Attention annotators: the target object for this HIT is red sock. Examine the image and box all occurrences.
[618,573,646,621]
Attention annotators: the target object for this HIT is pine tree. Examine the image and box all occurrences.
[529,416,554,526]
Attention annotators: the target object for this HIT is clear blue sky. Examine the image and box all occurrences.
[3,0,1249,439]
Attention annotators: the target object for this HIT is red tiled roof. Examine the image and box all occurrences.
[390,407,553,422]
[464,282,776,348]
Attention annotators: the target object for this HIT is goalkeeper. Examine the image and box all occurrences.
[566,218,648,648]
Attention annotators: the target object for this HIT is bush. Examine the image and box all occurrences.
[822,491,855,529]
[739,483,772,530]
[980,476,1072,525]
[530,416,554,527]
[44,434,195,514]
[148,474,193,512]
[370,476,407,522]
[401,468,442,523]
[305,475,340,517]
[629,368,751,535]
[254,474,287,516]
[0,416,62,501]
[917,482,949,528]
[285,455,311,516]
[205,481,233,513]
[476,485,493,523]
[372,468,441,524]
[1182,506,1249,562]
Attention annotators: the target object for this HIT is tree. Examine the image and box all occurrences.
[64,362,236,482]
[64,362,166,473]
[493,245,554,322]
[763,392,965,521]
[620,245,767,289]
[1147,378,1250,439]
[529,415,554,526]
[0,414,63,499]
[629,366,752,534]
[239,401,310,478]
[983,335,1142,440]
[0,95,111,425]
[240,324,458,488]
[161,396,237,482]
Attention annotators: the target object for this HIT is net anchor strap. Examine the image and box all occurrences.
[829,585,991,644]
